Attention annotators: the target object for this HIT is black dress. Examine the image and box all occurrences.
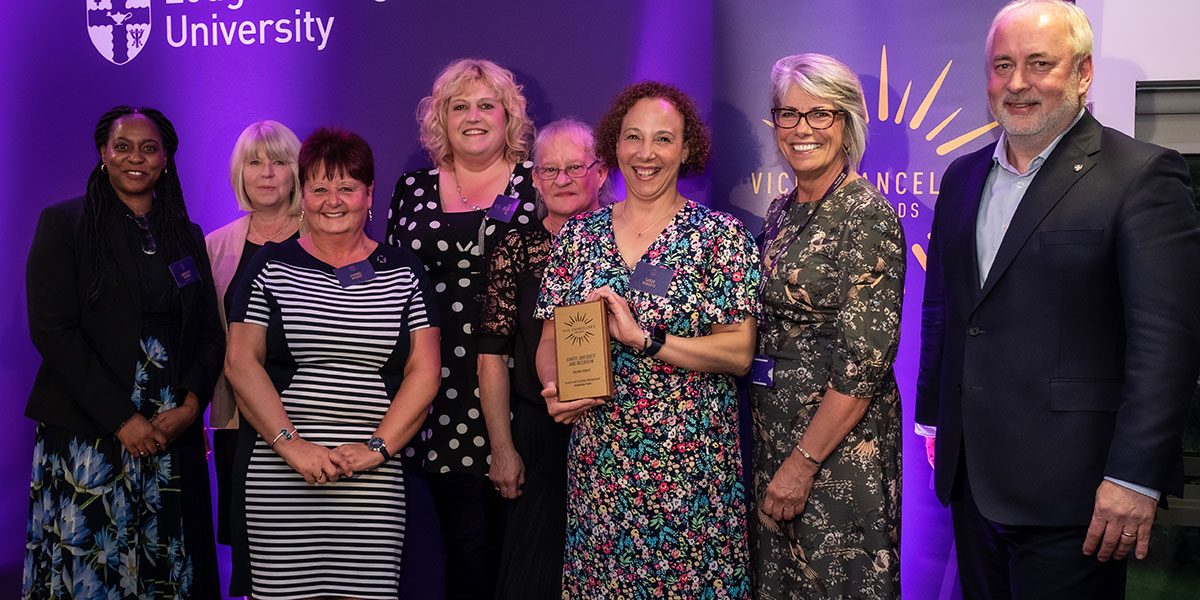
[478,222,572,600]
[385,164,539,474]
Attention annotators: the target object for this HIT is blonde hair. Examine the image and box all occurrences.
[229,120,302,214]
[416,58,533,167]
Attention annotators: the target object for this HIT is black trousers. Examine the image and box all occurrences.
[427,469,504,600]
[950,459,1127,600]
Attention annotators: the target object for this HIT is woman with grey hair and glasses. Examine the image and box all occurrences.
[751,53,906,598]
[478,118,609,599]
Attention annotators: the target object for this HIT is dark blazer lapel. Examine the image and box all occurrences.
[946,148,994,309]
[975,112,1103,307]
[106,211,143,316]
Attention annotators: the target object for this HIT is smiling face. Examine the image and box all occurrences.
[533,132,607,220]
[302,165,373,237]
[242,149,294,211]
[615,97,689,204]
[987,6,1092,150]
[445,79,508,164]
[774,85,845,182]
[101,114,166,205]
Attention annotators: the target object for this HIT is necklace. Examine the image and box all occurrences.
[447,167,485,211]
[250,213,296,242]
[620,197,682,238]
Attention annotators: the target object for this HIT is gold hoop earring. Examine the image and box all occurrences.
[100,164,108,173]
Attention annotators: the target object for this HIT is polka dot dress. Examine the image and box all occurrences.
[385,164,538,474]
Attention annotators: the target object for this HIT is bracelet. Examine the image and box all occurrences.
[270,428,297,447]
[795,442,821,468]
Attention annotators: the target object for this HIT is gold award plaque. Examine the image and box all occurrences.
[554,300,614,402]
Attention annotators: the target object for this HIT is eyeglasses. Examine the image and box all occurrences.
[533,160,599,181]
[770,107,846,130]
[128,214,157,255]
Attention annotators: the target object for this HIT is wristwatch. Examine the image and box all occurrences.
[366,437,390,461]
[645,325,667,357]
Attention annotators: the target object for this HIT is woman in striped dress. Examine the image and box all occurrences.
[225,127,441,599]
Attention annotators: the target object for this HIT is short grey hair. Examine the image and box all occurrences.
[770,54,869,171]
[229,120,303,214]
[986,0,1093,73]
[531,118,614,218]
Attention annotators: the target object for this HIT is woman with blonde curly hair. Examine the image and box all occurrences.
[384,57,537,599]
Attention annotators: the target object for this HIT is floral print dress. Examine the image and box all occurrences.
[25,327,196,598]
[535,201,761,599]
[750,177,905,600]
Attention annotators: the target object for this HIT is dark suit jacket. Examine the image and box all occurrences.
[915,111,1200,526]
[25,196,225,437]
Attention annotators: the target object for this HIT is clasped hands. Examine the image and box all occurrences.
[274,438,386,485]
[115,391,201,458]
[542,286,641,425]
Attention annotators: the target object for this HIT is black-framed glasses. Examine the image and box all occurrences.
[128,214,157,255]
[533,160,599,181]
[770,107,845,130]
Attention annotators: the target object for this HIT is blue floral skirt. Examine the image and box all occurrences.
[23,334,196,599]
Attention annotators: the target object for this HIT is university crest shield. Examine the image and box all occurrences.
[86,0,151,65]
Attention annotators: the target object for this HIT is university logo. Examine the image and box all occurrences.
[86,0,152,65]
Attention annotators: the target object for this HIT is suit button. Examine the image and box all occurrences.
[968,327,982,336]
[956,384,963,393]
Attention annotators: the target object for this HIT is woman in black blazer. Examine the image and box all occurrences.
[23,106,224,599]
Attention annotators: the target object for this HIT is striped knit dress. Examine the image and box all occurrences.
[227,239,437,600]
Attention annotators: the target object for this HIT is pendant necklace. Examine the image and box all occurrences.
[621,197,682,238]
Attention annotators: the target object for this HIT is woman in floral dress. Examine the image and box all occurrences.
[23,106,224,599]
[535,82,760,599]
[750,54,906,599]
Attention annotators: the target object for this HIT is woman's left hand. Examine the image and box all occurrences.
[586,286,643,349]
[149,392,201,448]
[329,442,386,478]
[762,450,820,522]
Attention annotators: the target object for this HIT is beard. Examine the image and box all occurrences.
[991,70,1083,139]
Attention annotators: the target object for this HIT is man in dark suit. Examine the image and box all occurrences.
[915,0,1200,597]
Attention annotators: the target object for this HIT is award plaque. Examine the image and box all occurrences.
[554,300,614,402]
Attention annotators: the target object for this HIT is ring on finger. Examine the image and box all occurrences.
[1121,532,1136,538]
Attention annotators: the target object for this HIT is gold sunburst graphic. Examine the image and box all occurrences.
[762,45,998,157]
[564,313,596,346]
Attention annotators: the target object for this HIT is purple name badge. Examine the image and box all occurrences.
[334,259,377,288]
[486,194,521,223]
[630,262,674,297]
[168,256,198,288]
[749,355,775,387]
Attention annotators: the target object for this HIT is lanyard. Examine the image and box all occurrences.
[762,165,848,275]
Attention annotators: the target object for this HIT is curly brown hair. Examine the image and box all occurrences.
[594,81,711,177]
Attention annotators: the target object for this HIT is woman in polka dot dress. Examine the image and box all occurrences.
[385,58,537,599]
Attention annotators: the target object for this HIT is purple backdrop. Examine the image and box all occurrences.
[3,0,1013,597]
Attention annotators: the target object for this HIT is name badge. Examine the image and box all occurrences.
[334,259,377,287]
[486,195,521,223]
[630,262,674,297]
[749,355,775,387]
[168,256,198,288]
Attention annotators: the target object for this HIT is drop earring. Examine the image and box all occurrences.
[368,208,374,222]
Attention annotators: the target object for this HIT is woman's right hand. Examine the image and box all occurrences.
[116,413,168,458]
[489,446,526,499]
[541,382,605,425]
[274,438,343,484]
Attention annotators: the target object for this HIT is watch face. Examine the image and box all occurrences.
[367,437,385,451]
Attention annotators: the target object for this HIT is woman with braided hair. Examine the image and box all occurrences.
[23,106,224,598]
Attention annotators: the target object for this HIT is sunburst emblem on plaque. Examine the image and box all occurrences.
[564,313,595,346]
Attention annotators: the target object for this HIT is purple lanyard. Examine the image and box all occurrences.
[762,165,848,275]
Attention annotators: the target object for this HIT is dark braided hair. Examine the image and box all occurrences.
[85,106,201,301]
